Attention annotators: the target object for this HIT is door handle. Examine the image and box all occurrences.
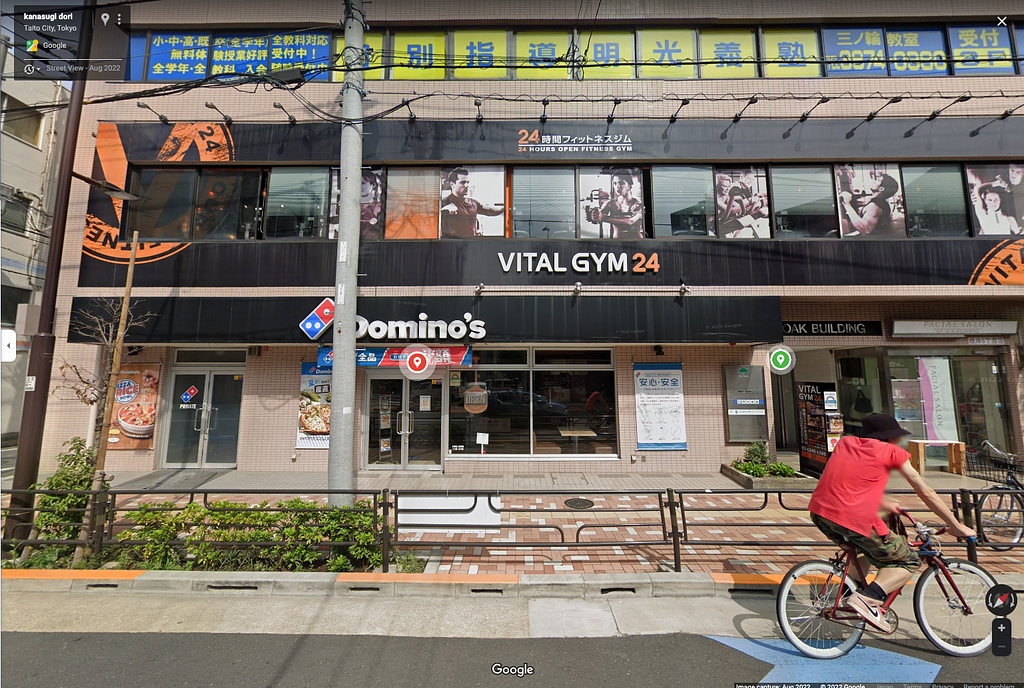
[407,411,415,435]
[193,405,203,432]
[209,406,219,430]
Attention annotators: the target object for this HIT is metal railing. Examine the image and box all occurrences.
[3,484,1020,573]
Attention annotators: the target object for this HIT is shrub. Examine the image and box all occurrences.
[731,460,768,477]
[393,551,426,573]
[742,440,771,465]
[768,462,796,477]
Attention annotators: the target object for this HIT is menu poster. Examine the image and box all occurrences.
[297,363,331,449]
[108,366,161,450]
[797,381,837,476]
[633,363,687,450]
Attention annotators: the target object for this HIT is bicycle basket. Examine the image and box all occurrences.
[965,448,1017,483]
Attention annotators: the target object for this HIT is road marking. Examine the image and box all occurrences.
[707,636,940,683]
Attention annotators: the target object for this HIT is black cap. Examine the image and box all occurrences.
[859,413,912,440]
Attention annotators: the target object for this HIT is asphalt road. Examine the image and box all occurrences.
[2,632,1021,688]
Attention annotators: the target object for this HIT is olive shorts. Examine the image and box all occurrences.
[811,513,921,573]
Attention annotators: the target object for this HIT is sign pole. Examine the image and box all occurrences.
[328,0,364,507]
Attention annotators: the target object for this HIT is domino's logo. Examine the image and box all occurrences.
[180,386,199,403]
[300,298,335,340]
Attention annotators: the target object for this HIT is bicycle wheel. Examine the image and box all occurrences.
[914,559,995,657]
[977,491,1024,551]
[777,560,865,659]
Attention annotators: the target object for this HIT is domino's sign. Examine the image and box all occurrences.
[299,298,487,341]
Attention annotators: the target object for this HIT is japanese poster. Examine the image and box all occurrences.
[580,31,635,79]
[699,29,757,78]
[515,31,572,79]
[638,29,696,78]
[886,29,948,76]
[761,29,821,78]
[108,366,160,451]
[579,166,645,239]
[297,363,331,449]
[210,35,269,76]
[633,364,687,450]
[147,33,209,80]
[797,382,836,476]
[948,25,1014,75]
[965,163,1024,236]
[714,167,770,238]
[821,27,887,76]
[332,33,385,82]
[269,32,330,80]
[440,166,506,237]
[835,163,907,237]
[453,30,507,79]
[392,32,446,80]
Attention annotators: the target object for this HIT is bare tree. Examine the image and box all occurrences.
[53,298,155,443]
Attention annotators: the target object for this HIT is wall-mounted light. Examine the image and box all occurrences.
[668,98,689,124]
[136,101,170,124]
[204,101,232,125]
[540,98,549,123]
[273,101,296,124]
[607,98,621,124]
[653,345,665,356]
[679,278,691,297]
[475,283,484,295]
[402,98,416,122]
[475,99,484,123]
[573,281,583,295]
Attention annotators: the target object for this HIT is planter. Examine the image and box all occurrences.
[720,463,817,490]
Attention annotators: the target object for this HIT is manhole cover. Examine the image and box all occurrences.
[564,498,595,509]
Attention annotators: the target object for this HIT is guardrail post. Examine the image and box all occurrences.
[666,488,681,573]
[91,477,109,555]
[958,488,978,564]
[381,489,390,573]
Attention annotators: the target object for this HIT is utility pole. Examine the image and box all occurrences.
[74,232,139,564]
[5,0,95,542]
[328,0,364,507]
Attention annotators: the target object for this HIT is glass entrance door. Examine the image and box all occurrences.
[366,374,443,469]
[952,357,1010,456]
[164,370,244,468]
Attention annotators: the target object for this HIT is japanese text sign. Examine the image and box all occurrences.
[699,29,757,78]
[762,28,821,77]
[948,25,1015,75]
[210,34,269,76]
[393,32,446,80]
[886,28,948,76]
[580,31,635,79]
[821,27,887,76]
[638,29,696,78]
[147,33,209,80]
[269,32,330,80]
[332,33,385,81]
[454,30,507,79]
[515,31,571,79]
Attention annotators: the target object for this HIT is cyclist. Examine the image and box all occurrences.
[808,413,977,632]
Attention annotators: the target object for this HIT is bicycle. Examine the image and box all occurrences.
[777,509,995,659]
[974,440,1024,551]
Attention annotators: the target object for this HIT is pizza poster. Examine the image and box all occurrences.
[297,363,331,449]
[108,366,161,450]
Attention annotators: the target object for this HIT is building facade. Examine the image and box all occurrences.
[35,0,1024,479]
[1,36,69,444]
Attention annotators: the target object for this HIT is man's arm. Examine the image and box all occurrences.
[896,462,976,538]
[477,202,505,216]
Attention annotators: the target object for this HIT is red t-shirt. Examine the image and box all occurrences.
[808,435,910,538]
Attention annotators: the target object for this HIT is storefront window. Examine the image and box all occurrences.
[385,167,441,239]
[836,354,884,435]
[534,350,612,366]
[714,166,770,238]
[449,371,531,455]
[532,371,617,455]
[834,163,907,238]
[473,349,529,366]
[511,168,576,238]
[192,168,261,240]
[128,168,198,240]
[965,163,1024,237]
[770,166,838,238]
[579,167,646,239]
[651,166,715,237]
[903,165,970,237]
[952,357,1010,455]
[263,167,330,239]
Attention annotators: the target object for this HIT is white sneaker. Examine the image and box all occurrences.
[846,591,892,632]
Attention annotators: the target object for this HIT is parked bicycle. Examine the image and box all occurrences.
[777,509,995,659]
[973,440,1024,551]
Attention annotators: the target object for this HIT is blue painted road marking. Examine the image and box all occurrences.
[707,636,941,683]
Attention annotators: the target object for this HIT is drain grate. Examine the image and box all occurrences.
[564,498,595,509]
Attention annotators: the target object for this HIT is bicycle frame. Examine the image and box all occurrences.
[822,511,975,628]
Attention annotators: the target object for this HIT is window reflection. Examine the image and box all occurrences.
[263,167,330,239]
[771,167,839,238]
[512,168,576,238]
[651,166,715,237]
[129,168,198,240]
[532,371,617,455]
[903,165,970,237]
[193,168,261,240]
[449,372,531,455]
